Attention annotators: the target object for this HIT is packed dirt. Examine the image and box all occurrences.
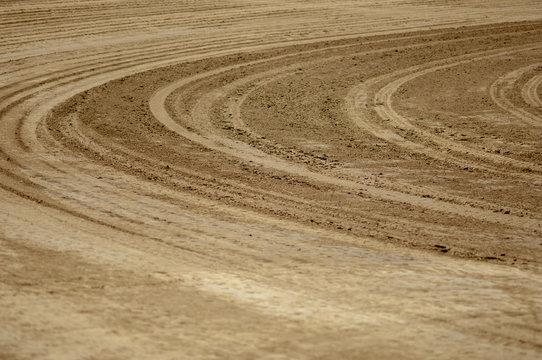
[1,1,542,359]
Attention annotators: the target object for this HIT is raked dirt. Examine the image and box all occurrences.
[1,1,542,359]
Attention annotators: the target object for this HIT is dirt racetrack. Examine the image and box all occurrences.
[1,1,542,359]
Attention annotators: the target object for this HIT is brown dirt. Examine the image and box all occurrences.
[1,1,542,359]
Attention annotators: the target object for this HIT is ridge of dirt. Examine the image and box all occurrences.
[1,1,542,359]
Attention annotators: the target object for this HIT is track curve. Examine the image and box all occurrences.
[2,1,542,359]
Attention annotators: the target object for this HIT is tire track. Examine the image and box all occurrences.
[347,44,542,175]
[522,70,542,108]
[2,18,540,260]
[3,2,542,357]
[490,62,542,126]
[149,45,542,231]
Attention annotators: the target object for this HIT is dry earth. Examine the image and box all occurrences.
[1,1,542,359]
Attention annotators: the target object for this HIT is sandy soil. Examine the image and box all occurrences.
[1,1,542,359]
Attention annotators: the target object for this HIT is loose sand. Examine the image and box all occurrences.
[1,1,542,359]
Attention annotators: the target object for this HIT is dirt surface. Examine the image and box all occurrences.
[1,1,542,359]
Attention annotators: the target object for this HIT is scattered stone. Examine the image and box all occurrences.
[483,256,501,261]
